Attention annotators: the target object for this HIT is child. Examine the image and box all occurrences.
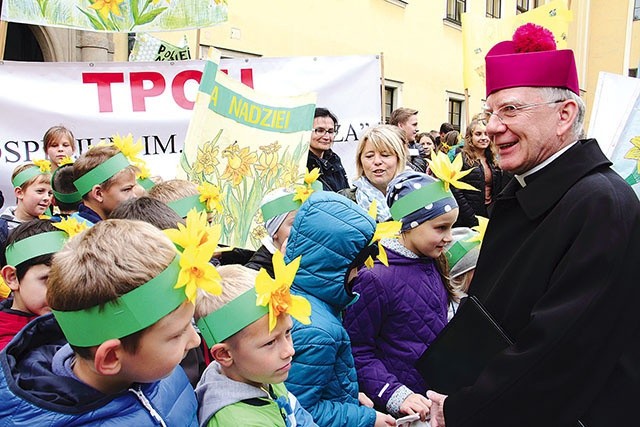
[0,219,65,350]
[283,191,396,427]
[444,227,481,320]
[0,162,53,241]
[51,163,81,218]
[72,144,139,224]
[43,125,76,171]
[148,178,205,218]
[0,219,203,425]
[195,263,317,426]
[344,170,462,421]
[109,196,186,231]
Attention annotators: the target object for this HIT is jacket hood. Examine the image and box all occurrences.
[284,191,376,310]
[195,361,267,427]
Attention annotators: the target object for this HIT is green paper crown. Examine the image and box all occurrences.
[168,194,208,218]
[389,181,452,220]
[445,239,480,268]
[137,177,156,191]
[52,255,187,347]
[73,152,131,196]
[261,181,322,221]
[51,164,81,204]
[5,231,68,267]
[12,166,47,188]
[197,289,268,347]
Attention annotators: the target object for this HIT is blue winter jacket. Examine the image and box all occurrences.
[0,314,198,426]
[284,191,378,427]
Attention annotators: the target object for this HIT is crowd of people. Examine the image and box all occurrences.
[0,23,638,427]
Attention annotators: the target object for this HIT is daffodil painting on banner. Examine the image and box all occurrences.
[178,50,317,250]
[1,0,227,32]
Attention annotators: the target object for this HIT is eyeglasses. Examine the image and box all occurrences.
[479,100,565,124]
[313,128,337,137]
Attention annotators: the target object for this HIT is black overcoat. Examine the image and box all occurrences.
[444,139,640,426]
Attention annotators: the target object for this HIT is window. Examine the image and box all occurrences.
[630,68,638,78]
[516,0,528,14]
[446,0,466,24]
[532,0,542,7]
[635,0,640,20]
[383,80,402,123]
[486,0,501,18]
[448,98,463,132]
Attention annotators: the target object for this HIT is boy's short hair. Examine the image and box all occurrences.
[148,179,199,204]
[43,125,76,152]
[11,163,51,190]
[109,196,184,230]
[194,265,257,322]
[51,164,80,212]
[389,107,418,126]
[47,219,177,357]
[2,219,59,280]
[73,145,137,198]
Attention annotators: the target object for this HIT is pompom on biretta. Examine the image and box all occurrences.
[512,23,556,53]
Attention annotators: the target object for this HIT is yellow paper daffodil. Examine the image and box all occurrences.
[624,136,640,173]
[53,217,89,238]
[175,242,222,303]
[293,184,314,204]
[255,251,310,332]
[364,200,402,268]
[135,161,152,180]
[427,151,477,192]
[112,133,144,164]
[0,276,11,299]
[33,159,51,173]
[468,216,489,246]
[164,209,222,250]
[198,182,224,214]
[58,156,74,167]
[304,168,320,186]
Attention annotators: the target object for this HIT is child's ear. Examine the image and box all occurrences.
[14,186,24,201]
[89,185,104,203]
[93,339,124,376]
[210,343,233,367]
[1,265,19,291]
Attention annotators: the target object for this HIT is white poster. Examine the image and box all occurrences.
[0,55,381,203]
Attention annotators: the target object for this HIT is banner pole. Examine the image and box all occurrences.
[464,88,470,127]
[380,52,386,123]
[0,19,8,60]
[195,28,201,59]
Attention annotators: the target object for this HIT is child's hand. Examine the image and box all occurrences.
[399,393,431,421]
[374,411,396,426]
[359,392,374,407]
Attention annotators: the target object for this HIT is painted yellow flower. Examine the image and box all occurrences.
[277,162,299,188]
[89,0,124,20]
[256,251,310,332]
[251,225,268,241]
[193,142,220,176]
[58,156,74,167]
[428,151,477,192]
[176,242,222,303]
[112,133,143,164]
[624,136,640,173]
[53,217,89,238]
[255,142,281,180]
[468,216,489,246]
[33,159,51,173]
[0,275,10,299]
[220,142,257,186]
[198,182,224,214]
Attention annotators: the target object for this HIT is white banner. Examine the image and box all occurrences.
[0,55,381,204]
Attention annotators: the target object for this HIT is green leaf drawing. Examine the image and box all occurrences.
[136,7,168,26]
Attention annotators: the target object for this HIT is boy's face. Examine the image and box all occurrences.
[16,181,53,218]
[225,314,295,388]
[100,171,138,217]
[8,264,51,316]
[46,136,75,167]
[119,301,201,383]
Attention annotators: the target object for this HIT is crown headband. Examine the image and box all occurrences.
[73,152,131,196]
[52,255,187,347]
[262,173,322,221]
[51,162,81,204]
[12,163,50,188]
[168,194,208,218]
[389,181,452,220]
[446,239,480,268]
[4,231,68,267]
[197,289,269,347]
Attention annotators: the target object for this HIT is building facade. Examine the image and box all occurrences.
[2,0,639,133]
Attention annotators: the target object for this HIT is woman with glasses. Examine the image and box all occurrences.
[339,125,406,222]
[450,117,505,227]
[306,107,350,192]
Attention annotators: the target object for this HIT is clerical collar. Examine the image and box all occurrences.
[515,140,578,187]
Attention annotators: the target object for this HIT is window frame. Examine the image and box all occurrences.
[445,0,467,25]
[486,0,501,18]
[516,0,528,14]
